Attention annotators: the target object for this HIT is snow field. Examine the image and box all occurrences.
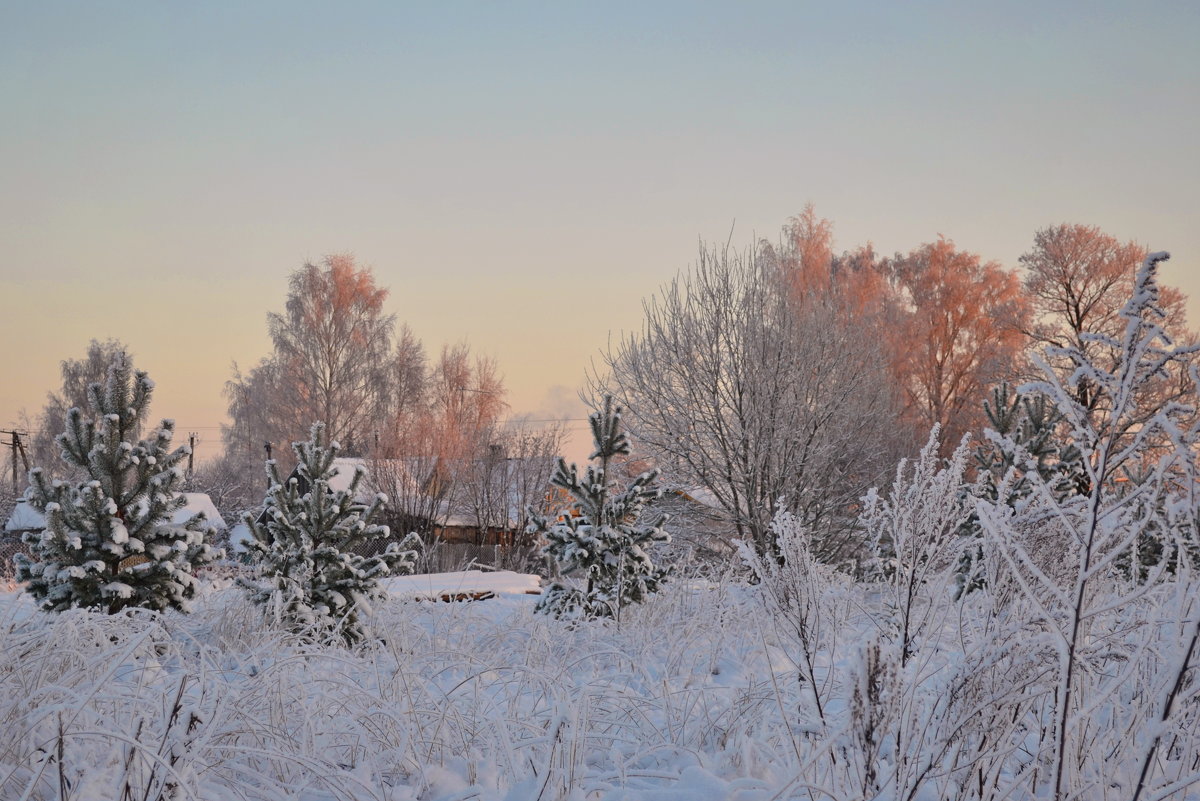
[3,558,1200,800]
[0,575,816,801]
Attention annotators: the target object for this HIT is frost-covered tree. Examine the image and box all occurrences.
[14,355,218,614]
[739,509,851,730]
[885,237,1030,453]
[239,423,419,645]
[862,428,974,665]
[599,238,905,562]
[532,397,670,619]
[1020,223,1196,446]
[223,255,399,478]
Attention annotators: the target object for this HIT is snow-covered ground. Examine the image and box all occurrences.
[381,569,541,600]
[0,574,787,801]
[2,564,1198,801]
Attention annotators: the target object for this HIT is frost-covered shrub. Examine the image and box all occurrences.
[238,423,418,645]
[14,354,217,613]
[974,251,1200,800]
[739,508,851,727]
[532,396,670,619]
[861,427,974,665]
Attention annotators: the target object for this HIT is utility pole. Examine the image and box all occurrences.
[1,429,29,495]
[15,432,28,474]
[264,441,273,488]
[8,433,16,496]
[187,433,197,477]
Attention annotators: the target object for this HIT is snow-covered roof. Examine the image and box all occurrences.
[4,492,226,533]
[280,457,374,497]
[675,486,723,510]
[174,493,227,531]
[228,522,253,552]
[4,500,44,533]
[288,457,555,530]
[327,458,367,494]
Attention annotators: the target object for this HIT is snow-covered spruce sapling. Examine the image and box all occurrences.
[15,354,218,613]
[531,396,670,619]
[238,423,418,645]
[955,382,1084,596]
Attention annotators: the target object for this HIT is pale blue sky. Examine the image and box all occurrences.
[2,2,1197,462]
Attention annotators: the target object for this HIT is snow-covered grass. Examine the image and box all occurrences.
[2,551,1199,801]
[0,573,810,801]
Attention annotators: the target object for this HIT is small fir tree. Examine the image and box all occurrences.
[973,382,1085,501]
[238,423,418,645]
[15,355,218,613]
[956,382,1085,596]
[531,396,670,619]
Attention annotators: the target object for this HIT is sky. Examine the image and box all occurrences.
[2,1,1198,465]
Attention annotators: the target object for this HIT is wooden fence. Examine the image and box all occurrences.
[412,541,545,575]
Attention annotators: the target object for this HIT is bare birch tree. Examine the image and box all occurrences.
[598,240,905,561]
[368,342,510,553]
[223,255,409,499]
[454,420,566,548]
[265,254,395,452]
[1020,223,1195,448]
[886,237,1030,453]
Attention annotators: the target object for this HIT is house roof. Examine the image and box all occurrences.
[4,500,43,533]
[674,485,724,511]
[175,493,227,530]
[228,522,253,552]
[268,456,557,531]
[275,457,375,498]
[4,492,227,533]
[326,458,368,494]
